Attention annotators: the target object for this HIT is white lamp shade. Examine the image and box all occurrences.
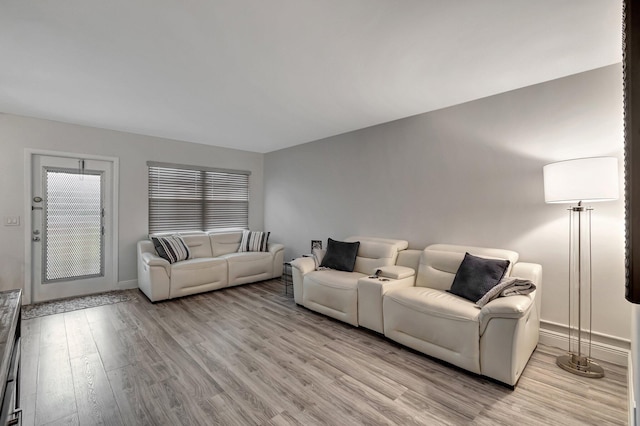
[543,157,619,204]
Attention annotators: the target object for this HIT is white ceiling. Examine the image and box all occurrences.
[0,0,622,153]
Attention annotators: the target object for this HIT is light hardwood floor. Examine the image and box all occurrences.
[20,280,628,425]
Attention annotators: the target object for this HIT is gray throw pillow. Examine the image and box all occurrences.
[320,238,360,272]
[449,252,510,303]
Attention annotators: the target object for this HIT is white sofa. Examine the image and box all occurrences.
[291,236,410,327]
[137,231,284,302]
[292,241,542,386]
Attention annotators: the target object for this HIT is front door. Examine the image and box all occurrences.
[31,154,115,303]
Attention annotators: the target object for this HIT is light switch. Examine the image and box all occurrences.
[4,216,20,226]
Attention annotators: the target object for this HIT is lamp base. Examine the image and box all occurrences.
[556,353,605,378]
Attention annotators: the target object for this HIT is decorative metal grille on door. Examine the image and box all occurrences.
[44,169,104,282]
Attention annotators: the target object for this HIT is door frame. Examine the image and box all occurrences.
[23,149,119,305]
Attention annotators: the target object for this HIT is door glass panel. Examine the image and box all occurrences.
[44,169,104,282]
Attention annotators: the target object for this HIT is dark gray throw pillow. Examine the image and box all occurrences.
[449,252,510,303]
[320,238,360,272]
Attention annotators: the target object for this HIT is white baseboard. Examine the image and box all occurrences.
[539,320,630,366]
[117,279,138,290]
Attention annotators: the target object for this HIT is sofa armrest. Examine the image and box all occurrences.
[291,256,315,305]
[137,240,171,302]
[479,281,540,385]
[511,262,542,287]
[269,243,285,278]
[291,256,316,275]
[511,262,542,320]
[358,275,415,333]
[479,293,535,334]
[268,243,284,254]
[377,265,415,280]
[140,252,171,275]
[141,251,170,267]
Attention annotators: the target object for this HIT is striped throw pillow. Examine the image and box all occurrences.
[238,230,270,252]
[151,234,191,264]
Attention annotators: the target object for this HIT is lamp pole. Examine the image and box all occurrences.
[543,156,618,378]
[557,202,603,377]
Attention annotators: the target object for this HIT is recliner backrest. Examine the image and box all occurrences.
[179,232,214,258]
[416,244,519,290]
[209,231,244,256]
[345,236,409,275]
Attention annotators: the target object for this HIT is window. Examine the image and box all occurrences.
[147,162,250,233]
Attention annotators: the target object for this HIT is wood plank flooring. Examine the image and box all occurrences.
[20,280,628,425]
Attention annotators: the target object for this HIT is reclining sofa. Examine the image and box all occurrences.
[292,236,410,326]
[138,231,284,302]
[292,238,542,386]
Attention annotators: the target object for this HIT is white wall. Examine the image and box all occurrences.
[264,64,630,341]
[0,114,264,295]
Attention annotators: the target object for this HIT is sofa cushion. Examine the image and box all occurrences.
[304,269,364,290]
[151,235,191,264]
[238,230,270,252]
[385,286,481,322]
[222,251,273,285]
[170,257,226,271]
[449,253,510,303]
[383,286,481,373]
[170,257,228,293]
[320,238,360,272]
[303,269,365,326]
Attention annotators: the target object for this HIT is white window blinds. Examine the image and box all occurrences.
[148,162,250,233]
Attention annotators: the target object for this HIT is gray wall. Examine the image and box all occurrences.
[0,114,264,294]
[264,64,629,340]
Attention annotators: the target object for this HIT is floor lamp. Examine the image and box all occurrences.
[543,157,619,378]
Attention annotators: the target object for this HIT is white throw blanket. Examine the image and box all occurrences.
[475,276,537,308]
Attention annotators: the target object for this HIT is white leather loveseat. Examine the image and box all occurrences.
[138,231,284,302]
[292,240,541,386]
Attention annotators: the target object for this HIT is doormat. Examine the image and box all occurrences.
[22,289,138,320]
